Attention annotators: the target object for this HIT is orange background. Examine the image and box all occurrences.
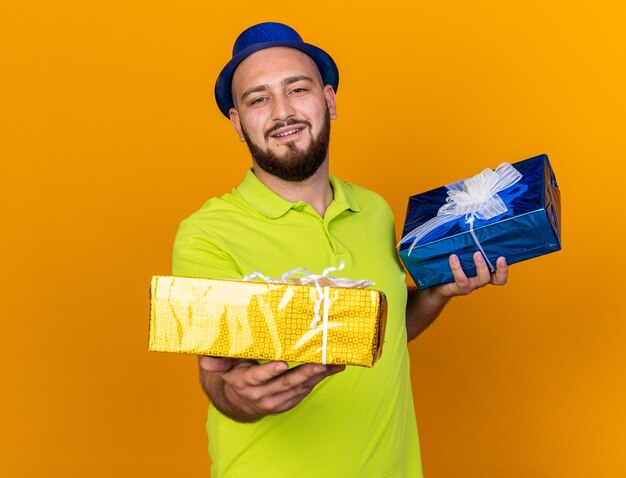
[2,1,625,476]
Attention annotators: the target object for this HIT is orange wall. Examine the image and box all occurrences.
[2,1,625,476]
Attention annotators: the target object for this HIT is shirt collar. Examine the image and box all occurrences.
[235,169,360,219]
[329,174,361,214]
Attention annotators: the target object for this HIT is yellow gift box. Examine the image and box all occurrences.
[149,275,388,367]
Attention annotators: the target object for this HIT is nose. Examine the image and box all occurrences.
[271,92,296,122]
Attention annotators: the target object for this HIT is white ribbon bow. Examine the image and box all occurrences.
[399,162,522,271]
[243,261,373,364]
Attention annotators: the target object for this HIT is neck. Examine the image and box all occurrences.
[252,158,333,217]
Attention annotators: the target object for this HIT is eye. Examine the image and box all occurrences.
[291,87,308,94]
[250,97,267,105]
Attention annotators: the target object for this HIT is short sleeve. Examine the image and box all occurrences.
[172,217,242,280]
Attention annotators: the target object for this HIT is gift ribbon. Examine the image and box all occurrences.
[399,162,523,271]
[243,261,372,364]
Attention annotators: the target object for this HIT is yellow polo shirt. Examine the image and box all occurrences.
[173,170,423,477]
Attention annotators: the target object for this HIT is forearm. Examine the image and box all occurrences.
[405,253,509,341]
[405,286,450,341]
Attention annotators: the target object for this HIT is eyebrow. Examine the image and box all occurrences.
[283,75,314,86]
[240,75,315,102]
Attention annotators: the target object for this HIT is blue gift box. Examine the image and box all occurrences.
[398,154,562,289]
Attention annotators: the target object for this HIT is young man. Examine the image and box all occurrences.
[173,22,508,477]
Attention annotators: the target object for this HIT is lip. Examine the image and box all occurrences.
[269,124,307,141]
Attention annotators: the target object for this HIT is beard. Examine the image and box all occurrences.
[241,108,331,182]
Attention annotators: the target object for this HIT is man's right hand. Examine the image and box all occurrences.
[198,356,345,423]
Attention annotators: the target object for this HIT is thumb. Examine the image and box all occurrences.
[198,355,240,373]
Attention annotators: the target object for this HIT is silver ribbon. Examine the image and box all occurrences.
[243,261,374,364]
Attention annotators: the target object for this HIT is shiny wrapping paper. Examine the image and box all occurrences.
[149,276,388,367]
[399,154,562,289]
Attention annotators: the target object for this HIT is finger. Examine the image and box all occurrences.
[259,364,346,412]
[198,355,241,373]
[264,363,345,396]
[490,256,508,285]
[449,254,471,294]
[473,251,491,287]
[325,364,346,376]
[230,359,261,370]
[224,361,289,387]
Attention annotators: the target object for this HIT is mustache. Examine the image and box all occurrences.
[265,118,312,140]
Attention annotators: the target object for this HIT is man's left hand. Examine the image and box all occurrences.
[434,251,508,298]
[405,251,509,341]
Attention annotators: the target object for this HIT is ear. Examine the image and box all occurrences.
[229,108,246,142]
[323,85,338,120]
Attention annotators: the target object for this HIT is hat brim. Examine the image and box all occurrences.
[214,41,339,118]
